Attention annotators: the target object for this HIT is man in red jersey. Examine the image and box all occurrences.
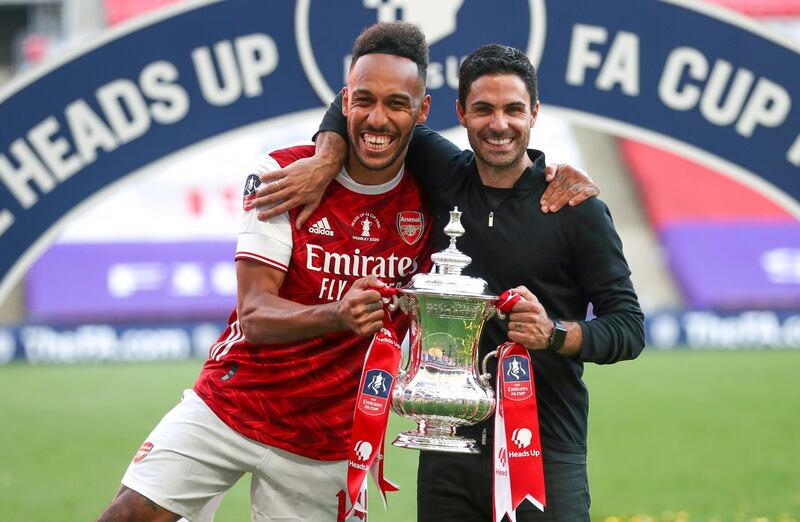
[97,22,432,522]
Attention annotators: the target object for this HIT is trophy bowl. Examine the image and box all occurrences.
[387,207,503,454]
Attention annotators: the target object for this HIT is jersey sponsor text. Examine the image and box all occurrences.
[306,244,418,279]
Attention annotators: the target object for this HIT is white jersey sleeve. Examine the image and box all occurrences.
[235,153,292,272]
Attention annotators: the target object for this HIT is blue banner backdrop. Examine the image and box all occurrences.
[1,0,799,304]
[2,311,800,365]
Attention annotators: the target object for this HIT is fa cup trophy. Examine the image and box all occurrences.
[386,207,505,454]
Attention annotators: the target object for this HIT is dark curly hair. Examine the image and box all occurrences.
[350,22,429,82]
[458,44,538,108]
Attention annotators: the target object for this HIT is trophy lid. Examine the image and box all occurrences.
[404,207,495,298]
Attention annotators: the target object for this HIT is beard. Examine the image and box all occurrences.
[348,125,413,172]
[468,129,530,171]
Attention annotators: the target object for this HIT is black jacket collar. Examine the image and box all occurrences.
[467,149,547,193]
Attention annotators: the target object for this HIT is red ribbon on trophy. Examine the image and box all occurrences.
[492,290,546,522]
[344,287,402,519]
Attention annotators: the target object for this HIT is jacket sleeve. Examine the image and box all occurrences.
[316,91,347,141]
[565,199,645,364]
[404,125,463,194]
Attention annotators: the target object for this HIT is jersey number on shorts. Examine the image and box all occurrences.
[336,489,367,521]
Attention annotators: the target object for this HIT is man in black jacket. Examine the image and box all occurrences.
[400,43,644,522]
[256,38,644,522]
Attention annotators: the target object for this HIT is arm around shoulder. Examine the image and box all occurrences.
[251,132,346,227]
[404,124,465,191]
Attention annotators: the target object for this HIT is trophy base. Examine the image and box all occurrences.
[392,430,481,454]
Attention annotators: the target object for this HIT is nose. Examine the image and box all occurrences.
[366,103,389,129]
[488,110,509,133]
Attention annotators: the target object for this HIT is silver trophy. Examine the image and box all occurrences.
[386,207,505,454]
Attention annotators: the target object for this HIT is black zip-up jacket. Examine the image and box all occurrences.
[319,109,645,462]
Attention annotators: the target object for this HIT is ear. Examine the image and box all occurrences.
[456,99,467,128]
[530,100,540,128]
[416,94,431,124]
[342,87,350,117]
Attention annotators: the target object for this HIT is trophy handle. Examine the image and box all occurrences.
[398,331,411,379]
[483,303,506,321]
[384,293,413,314]
[479,350,498,386]
[383,293,400,312]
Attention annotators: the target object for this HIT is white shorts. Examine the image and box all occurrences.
[121,390,367,521]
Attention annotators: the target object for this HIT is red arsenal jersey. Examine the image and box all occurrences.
[194,143,432,461]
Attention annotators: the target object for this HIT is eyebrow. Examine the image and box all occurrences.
[351,88,412,99]
[470,100,527,110]
[385,93,412,103]
[350,89,375,98]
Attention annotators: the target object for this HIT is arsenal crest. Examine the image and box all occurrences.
[397,211,424,245]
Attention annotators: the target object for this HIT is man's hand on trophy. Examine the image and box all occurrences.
[335,275,386,337]
[505,286,553,350]
[254,154,341,228]
[541,164,598,213]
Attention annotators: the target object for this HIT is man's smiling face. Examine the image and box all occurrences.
[343,53,430,184]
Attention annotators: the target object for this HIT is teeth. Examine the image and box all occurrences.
[487,137,512,146]
[364,134,392,148]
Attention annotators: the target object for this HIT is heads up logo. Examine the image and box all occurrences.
[295,0,545,129]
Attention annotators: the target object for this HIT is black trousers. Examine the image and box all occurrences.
[417,449,590,522]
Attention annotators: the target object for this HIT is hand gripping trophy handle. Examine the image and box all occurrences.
[478,288,521,385]
[379,286,411,379]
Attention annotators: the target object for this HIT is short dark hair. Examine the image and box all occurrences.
[457,44,538,107]
[350,22,429,82]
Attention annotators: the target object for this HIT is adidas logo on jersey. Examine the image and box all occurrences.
[309,217,334,236]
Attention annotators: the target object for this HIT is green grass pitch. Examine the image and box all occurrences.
[1,350,798,521]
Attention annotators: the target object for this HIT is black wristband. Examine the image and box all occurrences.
[547,319,567,353]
